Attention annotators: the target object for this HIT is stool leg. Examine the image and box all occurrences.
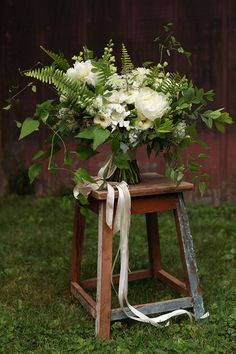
[174,193,205,321]
[146,213,162,280]
[96,201,113,339]
[70,202,85,283]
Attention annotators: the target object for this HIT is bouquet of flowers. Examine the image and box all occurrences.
[12,25,232,197]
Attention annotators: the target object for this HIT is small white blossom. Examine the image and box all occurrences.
[135,112,153,130]
[128,128,141,147]
[107,73,126,90]
[94,114,112,128]
[107,103,130,127]
[172,121,187,142]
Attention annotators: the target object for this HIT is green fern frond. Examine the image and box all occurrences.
[40,46,70,71]
[157,73,188,96]
[121,44,134,74]
[25,67,94,108]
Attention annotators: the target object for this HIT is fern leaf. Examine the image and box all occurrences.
[40,46,70,71]
[121,44,134,74]
[25,67,94,108]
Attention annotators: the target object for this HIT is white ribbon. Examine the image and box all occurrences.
[73,165,209,326]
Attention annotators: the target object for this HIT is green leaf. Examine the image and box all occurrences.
[32,150,44,161]
[74,167,95,184]
[28,164,42,184]
[198,153,208,160]
[3,104,12,110]
[64,149,73,165]
[155,118,173,134]
[15,121,22,128]
[76,145,97,160]
[76,126,95,139]
[199,181,206,196]
[215,122,225,133]
[115,153,129,169]
[31,85,37,93]
[77,194,89,206]
[77,125,110,150]
[93,126,110,150]
[19,118,40,140]
[35,100,54,122]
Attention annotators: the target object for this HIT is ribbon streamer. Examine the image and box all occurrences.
[73,165,209,326]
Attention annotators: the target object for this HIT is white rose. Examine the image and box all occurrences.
[66,60,98,87]
[135,87,169,121]
[135,112,153,130]
[125,89,139,104]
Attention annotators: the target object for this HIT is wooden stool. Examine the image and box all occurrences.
[70,173,206,339]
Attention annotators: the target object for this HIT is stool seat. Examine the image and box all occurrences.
[70,173,206,339]
[91,172,193,199]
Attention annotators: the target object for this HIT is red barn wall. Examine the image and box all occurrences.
[0,0,235,202]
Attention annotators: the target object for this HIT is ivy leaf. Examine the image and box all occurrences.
[77,125,110,150]
[28,164,42,184]
[3,104,12,110]
[19,118,40,140]
[76,126,95,139]
[15,121,22,128]
[32,150,44,161]
[198,153,208,160]
[199,181,206,196]
[76,145,97,160]
[115,153,129,169]
[93,126,110,150]
[64,149,73,165]
[74,167,96,184]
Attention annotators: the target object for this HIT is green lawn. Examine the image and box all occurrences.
[0,195,235,353]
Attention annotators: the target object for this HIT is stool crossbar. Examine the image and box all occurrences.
[70,173,206,339]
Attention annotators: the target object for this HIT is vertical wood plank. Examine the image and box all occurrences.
[95,201,113,339]
[70,202,86,283]
[146,212,162,280]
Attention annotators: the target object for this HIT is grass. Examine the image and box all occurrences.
[0,195,235,353]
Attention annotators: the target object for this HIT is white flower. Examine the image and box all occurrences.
[172,121,187,142]
[135,112,153,130]
[135,87,169,121]
[94,114,112,128]
[107,73,126,89]
[107,103,130,127]
[108,90,128,104]
[66,60,98,87]
[125,89,139,104]
[128,128,141,146]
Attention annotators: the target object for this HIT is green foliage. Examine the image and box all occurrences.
[121,43,134,74]
[25,66,93,108]
[28,164,42,184]
[76,145,97,160]
[74,167,96,184]
[77,125,111,150]
[19,118,40,140]
[40,46,70,71]
[154,23,192,64]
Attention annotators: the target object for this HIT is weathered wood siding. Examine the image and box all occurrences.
[1,0,235,201]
